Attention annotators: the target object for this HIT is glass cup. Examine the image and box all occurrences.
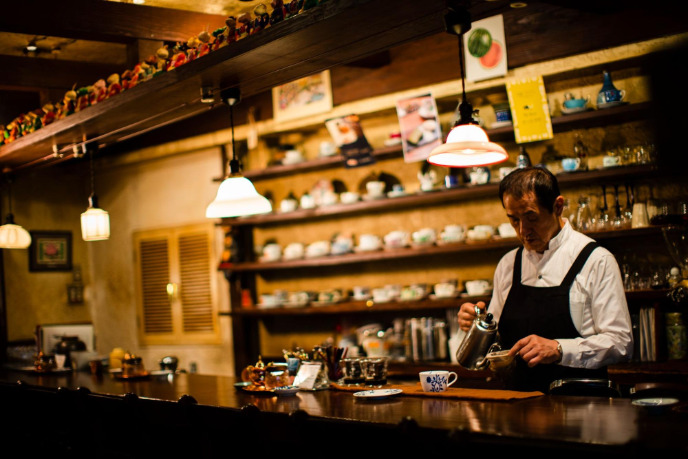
[361,356,389,386]
[340,357,365,384]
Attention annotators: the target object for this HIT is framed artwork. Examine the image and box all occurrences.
[29,231,72,272]
[395,93,442,163]
[464,14,508,83]
[272,70,333,123]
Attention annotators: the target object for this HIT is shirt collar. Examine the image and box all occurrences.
[524,218,570,258]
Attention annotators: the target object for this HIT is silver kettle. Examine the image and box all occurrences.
[456,305,499,370]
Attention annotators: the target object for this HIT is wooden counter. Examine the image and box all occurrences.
[1,368,687,457]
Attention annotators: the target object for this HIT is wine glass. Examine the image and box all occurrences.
[623,183,634,227]
[596,185,610,231]
[611,185,625,229]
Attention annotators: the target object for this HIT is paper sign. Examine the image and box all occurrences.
[292,362,322,390]
[506,76,553,143]
[325,114,375,168]
[395,93,443,163]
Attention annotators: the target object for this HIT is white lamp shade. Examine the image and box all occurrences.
[81,207,110,241]
[205,176,272,218]
[0,223,32,249]
[428,124,509,167]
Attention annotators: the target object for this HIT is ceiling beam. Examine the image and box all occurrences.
[0,55,124,92]
[0,0,227,43]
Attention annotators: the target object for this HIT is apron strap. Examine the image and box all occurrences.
[560,242,599,287]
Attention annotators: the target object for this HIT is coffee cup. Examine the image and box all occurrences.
[366,181,386,198]
[497,223,517,238]
[358,234,381,251]
[412,227,436,245]
[563,96,590,109]
[352,286,371,300]
[283,149,303,164]
[300,193,315,209]
[372,287,392,303]
[321,190,339,206]
[499,166,515,180]
[434,282,456,298]
[419,370,458,392]
[306,240,330,258]
[467,225,494,241]
[262,243,281,261]
[318,289,342,304]
[440,224,465,243]
[603,155,621,167]
[384,230,410,248]
[260,294,280,308]
[288,291,310,306]
[284,242,305,260]
[465,279,491,296]
[340,191,360,204]
[561,157,581,172]
[279,198,298,213]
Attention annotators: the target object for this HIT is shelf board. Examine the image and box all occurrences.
[0,0,454,171]
[222,164,660,227]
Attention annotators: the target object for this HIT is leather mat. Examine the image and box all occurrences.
[331,382,544,400]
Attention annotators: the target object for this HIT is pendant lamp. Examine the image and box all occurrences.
[427,4,508,168]
[80,145,110,241]
[0,175,32,249]
[206,88,272,219]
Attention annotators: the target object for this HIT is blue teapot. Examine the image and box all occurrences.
[597,71,626,105]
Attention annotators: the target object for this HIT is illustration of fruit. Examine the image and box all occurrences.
[467,28,492,58]
[480,40,502,69]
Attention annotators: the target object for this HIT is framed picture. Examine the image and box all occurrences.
[272,70,333,123]
[29,231,72,272]
[395,93,442,163]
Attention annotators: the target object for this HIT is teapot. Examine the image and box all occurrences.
[241,356,267,386]
[455,305,499,370]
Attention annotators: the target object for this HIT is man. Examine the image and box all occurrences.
[458,167,633,392]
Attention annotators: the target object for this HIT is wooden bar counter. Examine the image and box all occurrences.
[1,368,687,457]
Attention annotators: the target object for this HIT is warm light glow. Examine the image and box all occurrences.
[427,124,508,167]
[205,176,272,218]
[0,223,32,249]
[81,207,110,241]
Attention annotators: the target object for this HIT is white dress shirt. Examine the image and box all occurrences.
[488,220,634,369]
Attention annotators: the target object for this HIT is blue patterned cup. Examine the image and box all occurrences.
[419,370,458,392]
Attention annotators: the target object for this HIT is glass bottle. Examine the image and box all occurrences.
[669,267,682,288]
[572,133,589,170]
[574,196,593,231]
[516,145,531,168]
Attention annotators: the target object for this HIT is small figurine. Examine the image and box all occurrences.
[285,0,303,18]
[225,16,238,44]
[252,3,270,34]
[270,0,285,25]
[155,45,170,74]
[106,73,122,98]
[236,12,252,39]
[75,86,91,112]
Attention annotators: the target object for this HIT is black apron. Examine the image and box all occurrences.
[498,241,608,392]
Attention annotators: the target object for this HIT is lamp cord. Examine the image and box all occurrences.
[230,103,236,161]
[89,148,95,197]
[458,35,467,103]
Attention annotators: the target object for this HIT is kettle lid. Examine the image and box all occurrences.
[477,312,497,330]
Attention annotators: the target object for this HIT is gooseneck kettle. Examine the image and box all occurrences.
[456,305,499,370]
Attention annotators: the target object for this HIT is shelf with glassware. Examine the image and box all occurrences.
[235,101,654,184]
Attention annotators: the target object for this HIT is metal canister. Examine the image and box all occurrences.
[665,312,687,360]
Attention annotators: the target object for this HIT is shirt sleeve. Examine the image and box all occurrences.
[487,249,516,323]
[559,250,634,369]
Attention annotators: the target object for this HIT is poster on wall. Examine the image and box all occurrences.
[463,14,508,83]
[272,70,333,123]
[395,93,443,163]
[506,75,554,143]
[325,114,375,168]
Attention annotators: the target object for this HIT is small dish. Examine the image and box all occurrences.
[429,293,459,300]
[387,190,409,198]
[560,106,591,115]
[274,385,300,396]
[353,388,403,400]
[596,100,629,110]
[632,397,679,409]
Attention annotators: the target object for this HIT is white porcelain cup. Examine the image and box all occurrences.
[353,286,371,300]
[465,279,491,296]
[366,181,386,197]
[340,191,360,204]
[434,282,456,298]
[284,242,305,259]
[260,294,279,308]
[262,243,281,261]
[412,228,436,245]
[603,155,621,167]
[498,223,517,238]
[631,202,650,228]
[284,149,303,163]
[359,234,381,251]
[300,193,315,209]
[372,287,392,303]
[419,370,458,392]
[306,240,330,257]
[288,291,310,306]
[469,169,489,185]
[499,167,515,180]
[321,190,338,206]
[279,198,298,213]
[384,230,409,248]
[385,284,402,299]
[319,141,337,157]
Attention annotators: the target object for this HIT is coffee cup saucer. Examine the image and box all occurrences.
[429,293,459,300]
[596,100,628,110]
[561,105,591,115]
[363,193,386,201]
[354,245,381,252]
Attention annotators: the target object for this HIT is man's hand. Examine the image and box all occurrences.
[508,335,561,367]
[458,301,486,331]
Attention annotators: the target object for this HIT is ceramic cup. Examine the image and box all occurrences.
[366,181,386,198]
[412,228,436,245]
[279,198,298,213]
[288,291,310,306]
[300,193,316,209]
[319,141,337,157]
[434,282,457,298]
[499,167,515,180]
[372,287,392,303]
[497,223,517,238]
[283,149,303,164]
[352,286,371,300]
[419,370,458,392]
[469,168,490,185]
[283,242,305,259]
[358,234,381,251]
[340,191,360,204]
[465,279,491,296]
[262,243,282,261]
[260,294,279,308]
[440,224,465,242]
[563,96,590,109]
[306,240,330,258]
[603,155,621,167]
[384,230,410,249]
[467,225,494,241]
[561,157,581,171]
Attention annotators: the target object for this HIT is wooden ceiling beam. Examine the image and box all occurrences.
[0,0,226,43]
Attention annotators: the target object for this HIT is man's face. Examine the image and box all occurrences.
[503,191,563,253]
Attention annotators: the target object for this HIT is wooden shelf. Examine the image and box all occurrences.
[0,0,454,171]
[222,164,659,227]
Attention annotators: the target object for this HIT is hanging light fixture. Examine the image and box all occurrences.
[80,144,110,241]
[427,3,508,168]
[0,174,32,249]
[206,87,272,219]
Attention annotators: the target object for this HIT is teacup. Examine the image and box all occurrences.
[384,230,410,249]
[412,228,436,245]
[306,240,330,258]
[262,243,282,261]
[440,224,465,243]
[385,284,402,300]
[465,279,491,296]
[372,287,392,303]
[358,234,381,251]
[563,96,590,109]
[318,289,342,304]
[467,225,494,241]
[434,282,457,298]
[400,285,424,301]
[366,181,386,198]
[279,198,298,213]
[561,157,581,172]
[352,286,371,301]
[499,166,515,180]
[283,242,305,260]
[603,155,621,167]
[321,190,339,206]
[283,149,303,164]
[288,291,310,306]
[340,191,360,204]
[319,141,337,157]
[259,294,280,308]
[419,370,458,392]
[469,167,490,185]
[497,223,517,238]
[300,193,316,209]
[331,234,354,255]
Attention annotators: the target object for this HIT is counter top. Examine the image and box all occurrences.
[1,368,687,457]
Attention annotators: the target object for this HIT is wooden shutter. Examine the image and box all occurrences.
[134,223,220,345]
